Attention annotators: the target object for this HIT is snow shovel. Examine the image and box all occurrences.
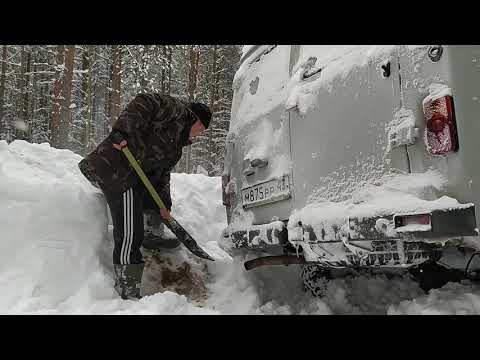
[112,133,215,261]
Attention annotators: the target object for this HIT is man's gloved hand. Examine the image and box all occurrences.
[113,140,127,151]
[110,130,128,151]
[160,208,172,221]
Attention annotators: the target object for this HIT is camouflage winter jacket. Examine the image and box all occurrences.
[78,93,196,210]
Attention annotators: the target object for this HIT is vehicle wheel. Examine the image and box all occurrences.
[408,261,465,292]
[302,264,331,297]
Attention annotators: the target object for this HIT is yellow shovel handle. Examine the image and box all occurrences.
[121,146,174,226]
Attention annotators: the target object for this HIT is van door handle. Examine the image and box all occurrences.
[250,158,268,168]
[244,168,255,176]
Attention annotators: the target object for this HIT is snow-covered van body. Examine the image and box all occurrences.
[222,45,479,273]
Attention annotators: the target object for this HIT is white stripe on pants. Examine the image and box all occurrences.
[120,188,134,265]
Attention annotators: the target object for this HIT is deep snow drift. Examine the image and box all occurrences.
[1,140,480,315]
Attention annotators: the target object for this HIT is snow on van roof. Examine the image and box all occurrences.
[241,45,256,60]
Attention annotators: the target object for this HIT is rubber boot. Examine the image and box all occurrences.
[113,263,144,300]
[142,211,180,250]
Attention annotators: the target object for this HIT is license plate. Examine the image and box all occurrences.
[242,175,291,208]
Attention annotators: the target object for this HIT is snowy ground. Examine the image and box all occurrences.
[1,140,480,315]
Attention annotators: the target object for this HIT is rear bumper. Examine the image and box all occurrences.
[305,205,479,243]
[223,220,288,250]
[223,204,478,268]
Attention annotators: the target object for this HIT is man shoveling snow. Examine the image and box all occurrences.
[78,93,212,300]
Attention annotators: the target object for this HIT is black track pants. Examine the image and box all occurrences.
[106,186,147,265]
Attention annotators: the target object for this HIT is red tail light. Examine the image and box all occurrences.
[394,213,432,232]
[395,214,431,227]
[222,175,231,206]
[422,93,459,155]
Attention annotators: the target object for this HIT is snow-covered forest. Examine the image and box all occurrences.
[0,45,242,175]
[1,44,480,315]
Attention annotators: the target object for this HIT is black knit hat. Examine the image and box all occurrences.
[190,103,212,129]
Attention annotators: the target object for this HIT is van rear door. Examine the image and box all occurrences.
[227,45,293,225]
[287,46,410,210]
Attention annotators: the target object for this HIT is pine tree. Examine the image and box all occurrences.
[188,45,241,176]
[58,45,75,149]
[0,45,8,137]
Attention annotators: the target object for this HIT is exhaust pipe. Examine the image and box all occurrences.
[244,255,306,271]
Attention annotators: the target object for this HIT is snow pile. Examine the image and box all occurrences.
[0,140,108,312]
[2,140,480,315]
[0,140,220,314]
[205,254,424,315]
[205,252,332,314]
[323,273,424,315]
[388,282,480,315]
[167,172,226,253]
[140,172,228,302]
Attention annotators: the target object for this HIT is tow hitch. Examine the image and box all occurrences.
[244,255,306,271]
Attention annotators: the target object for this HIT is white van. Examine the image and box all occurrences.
[221,45,479,294]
